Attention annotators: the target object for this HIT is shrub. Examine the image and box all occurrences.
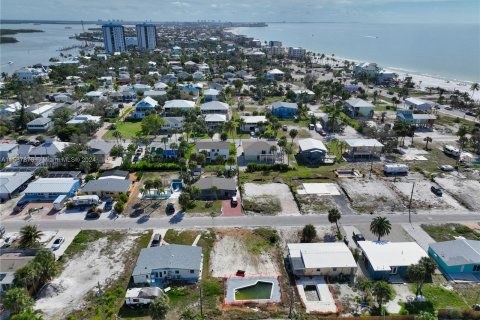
[243,196,281,214]
[136,171,143,181]
[130,161,180,171]
[254,228,280,244]
[403,301,435,315]
[246,163,290,172]
[116,193,129,203]
[114,202,124,213]
[66,201,74,209]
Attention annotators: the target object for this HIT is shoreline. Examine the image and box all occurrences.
[228,27,480,101]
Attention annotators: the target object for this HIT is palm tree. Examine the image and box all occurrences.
[11,307,44,320]
[470,82,479,99]
[18,225,43,249]
[2,288,34,315]
[277,137,287,163]
[285,142,293,166]
[423,136,432,150]
[224,121,235,144]
[302,224,316,243]
[112,130,122,144]
[161,137,169,150]
[269,145,278,163]
[327,208,341,234]
[237,117,246,145]
[289,128,298,144]
[372,281,393,310]
[144,179,154,197]
[227,156,236,170]
[33,249,58,291]
[370,217,392,241]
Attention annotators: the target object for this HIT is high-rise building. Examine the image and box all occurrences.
[269,40,282,47]
[136,23,157,51]
[288,47,306,59]
[102,23,126,54]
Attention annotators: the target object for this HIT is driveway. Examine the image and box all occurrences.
[221,197,242,217]
[45,229,79,259]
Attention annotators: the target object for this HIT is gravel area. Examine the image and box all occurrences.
[339,178,405,213]
[355,223,413,242]
[244,183,300,215]
[389,173,465,210]
[296,194,338,214]
[435,174,480,210]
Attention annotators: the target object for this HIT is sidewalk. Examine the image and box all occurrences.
[401,223,436,251]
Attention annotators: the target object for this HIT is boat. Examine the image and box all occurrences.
[8,61,13,65]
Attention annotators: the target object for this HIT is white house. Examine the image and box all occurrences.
[30,103,56,118]
[204,114,227,130]
[66,115,102,125]
[344,98,375,118]
[27,117,52,133]
[266,68,284,81]
[15,67,49,84]
[242,140,277,163]
[195,141,230,163]
[405,97,433,111]
[203,88,220,102]
[125,287,164,306]
[354,62,380,78]
[161,117,184,131]
[288,242,358,277]
[239,115,267,133]
[200,101,229,116]
[163,100,195,113]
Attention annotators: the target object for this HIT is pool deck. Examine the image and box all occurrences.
[296,277,337,313]
[225,276,281,304]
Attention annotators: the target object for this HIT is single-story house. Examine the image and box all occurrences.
[0,102,27,116]
[110,90,137,103]
[81,178,132,197]
[204,114,227,130]
[144,90,167,99]
[66,114,102,125]
[203,89,220,102]
[0,172,34,202]
[132,244,202,287]
[195,141,230,163]
[23,178,80,201]
[297,138,328,163]
[0,144,19,163]
[240,116,267,133]
[405,97,432,111]
[132,84,151,93]
[163,100,195,113]
[154,82,169,90]
[0,249,39,293]
[27,117,52,133]
[266,68,284,81]
[293,89,315,102]
[100,169,130,180]
[271,101,298,119]
[85,91,104,100]
[30,103,56,118]
[288,242,357,278]
[200,101,229,116]
[358,241,428,281]
[134,96,158,119]
[344,98,374,118]
[428,239,480,282]
[193,177,236,200]
[396,110,436,129]
[125,287,164,306]
[161,117,184,131]
[45,171,81,179]
[344,139,383,160]
[242,140,277,163]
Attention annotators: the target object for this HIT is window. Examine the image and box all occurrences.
[190,270,195,273]
[332,268,337,271]
[316,269,320,271]
[473,265,480,272]
[175,270,179,274]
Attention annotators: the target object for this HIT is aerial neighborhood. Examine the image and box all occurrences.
[0,18,480,320]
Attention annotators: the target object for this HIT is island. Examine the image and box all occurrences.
[0,28,44,44]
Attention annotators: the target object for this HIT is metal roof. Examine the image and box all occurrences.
[0,144,18,152]
[298,138,328,152]
[0,172,32,195]
[358,241,428,271]
[82,178,131,193]
[194,177,236,191]
[344,139,383,148]
[430,239,480,266]
[272,101,298,110]
[24,178,78,194]
[196,141,231,150]
[132,245,202,276]
[288,242,357,269]
[345,98,374,108]
[200,101,229,111]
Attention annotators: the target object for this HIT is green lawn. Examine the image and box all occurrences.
[103,121,142,139]
[421,223,480,242]
[187,200,222,215]
[415,284,468,309]
[412,147,458,174]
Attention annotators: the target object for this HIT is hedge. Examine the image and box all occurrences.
[246,163,291,172]
[129,161,180,171]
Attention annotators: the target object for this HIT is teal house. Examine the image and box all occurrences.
[428,239,480,282]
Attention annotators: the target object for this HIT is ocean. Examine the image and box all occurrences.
[234,22,480,83]
[0,23,97,75]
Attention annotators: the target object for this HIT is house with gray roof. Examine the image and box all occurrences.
[195,141,231,163]
[429,239,480,282]
[271,101,298,119]
[343,98,374,118]
[23,178,80,201]
[0,144,18,163]
[81,178,132,197]
[27,117,52,133]
[193,177,236,200]
[132,244,203,287]
[0,172,34,202]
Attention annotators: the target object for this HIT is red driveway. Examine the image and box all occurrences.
[221,196,242,217]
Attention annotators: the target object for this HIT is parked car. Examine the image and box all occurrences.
[352,232,365,245]
[151,234,161,247]
[166,203,175,214]
[308,124,315,130]
[51,237,65,250]
[2,235,17,248]
[439,165,455,172]
[231,196,238,207]
[445,106,453,110]
[104,199,114,211]
[133,156,139,162]
[13,200,29,213]
[431,186,443,196]
[282,125,288,131]
[465,111,474,116]
[85,211,100,219]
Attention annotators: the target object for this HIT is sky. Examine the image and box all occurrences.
[1,0,479,24]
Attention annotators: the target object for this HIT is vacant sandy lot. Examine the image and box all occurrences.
[340,178,404,213]
[35,232,140,319]
[243,183,300,215]
[296,194,338,214]
[435,174,480,210]
[389,173,465,210]
[210,232,279,277]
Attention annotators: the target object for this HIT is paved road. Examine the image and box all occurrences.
[2,211,479,232]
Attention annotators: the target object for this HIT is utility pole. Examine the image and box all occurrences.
[408,181,415,223]
[288,286,295,319]
[97,281,106,320]
[369,146,375,179]
[199,283,203,317]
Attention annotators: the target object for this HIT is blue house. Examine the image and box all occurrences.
[132,245,202,288]
[429,239,480,282]
[23,178,80,201]
[358,241,428,282]
[271,101,298,119]
[134,96,158,119]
